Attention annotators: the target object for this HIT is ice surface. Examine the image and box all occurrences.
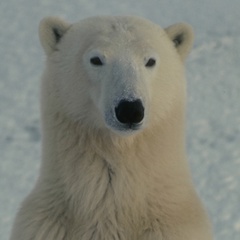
[0,1,239,239]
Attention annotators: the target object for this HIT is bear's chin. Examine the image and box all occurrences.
[106,123,144,137]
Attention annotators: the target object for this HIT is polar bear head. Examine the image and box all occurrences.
[39,16,193,135]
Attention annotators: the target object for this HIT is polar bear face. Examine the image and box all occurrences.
[39,16,193,135]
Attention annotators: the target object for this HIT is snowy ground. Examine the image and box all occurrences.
[0,1,240,239]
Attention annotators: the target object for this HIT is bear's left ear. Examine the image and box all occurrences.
[39,17,71,56]
[165,23,194,61]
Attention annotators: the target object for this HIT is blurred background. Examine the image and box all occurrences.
[0,0,239,239]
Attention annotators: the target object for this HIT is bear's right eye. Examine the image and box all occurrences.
[90,57,104,66]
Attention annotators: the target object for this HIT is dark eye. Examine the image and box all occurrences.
[145,58,156,67]
[90,57,103,66]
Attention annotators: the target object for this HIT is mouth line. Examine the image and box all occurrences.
[124,122,142,130]
[110,121,143,133]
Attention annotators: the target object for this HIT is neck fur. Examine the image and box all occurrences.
[39,94,189,222]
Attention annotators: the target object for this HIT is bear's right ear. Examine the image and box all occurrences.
[39,17,71,56]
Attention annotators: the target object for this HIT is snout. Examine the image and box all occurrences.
[115,99,144,128]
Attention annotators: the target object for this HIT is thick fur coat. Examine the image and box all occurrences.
[10,16,213,240]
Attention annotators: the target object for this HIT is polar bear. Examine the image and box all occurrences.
[10,16,213,240]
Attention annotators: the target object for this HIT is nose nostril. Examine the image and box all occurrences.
[115,99,144,125]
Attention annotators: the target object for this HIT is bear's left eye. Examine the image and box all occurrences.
[90,57,104,66]
[145,58,156,68]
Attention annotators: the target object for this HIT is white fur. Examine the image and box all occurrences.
[10,16,213,240]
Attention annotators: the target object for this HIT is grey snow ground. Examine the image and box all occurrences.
[0,0,240,239]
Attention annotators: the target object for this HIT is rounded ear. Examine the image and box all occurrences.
[165,23,194,61]
[39,17,71,56]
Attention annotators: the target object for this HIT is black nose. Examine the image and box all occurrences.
[115,99,144,125]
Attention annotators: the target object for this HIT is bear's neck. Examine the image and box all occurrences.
[38,101,191,225]
[42,102,185,158]
[40,100,188,180]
